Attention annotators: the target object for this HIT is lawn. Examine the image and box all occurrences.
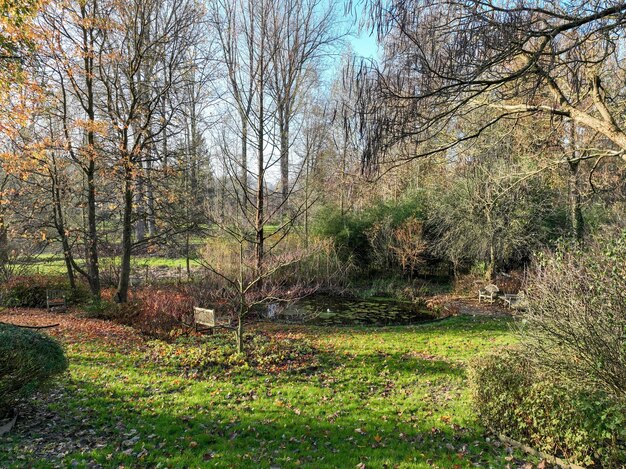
[17,255,202,277]
[0,313,534,468]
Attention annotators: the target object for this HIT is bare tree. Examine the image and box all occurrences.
[97,0,205,302]
[209,0,260,211]
[268,0,340,213]
[351,0,626,168]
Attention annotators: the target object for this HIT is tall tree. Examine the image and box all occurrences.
[268,0,338,213]
[40,0,106,297]
[97,0,205,302]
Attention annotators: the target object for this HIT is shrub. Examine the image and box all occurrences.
[469,349,626,467]
[0,324,68,414]
[104,286,195,339]
[520,231,626,398]
[0,276,90,308]
[82,297,118,318]
[313,197,425,267]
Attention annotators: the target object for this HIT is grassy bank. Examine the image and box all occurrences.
[0,315,532,468]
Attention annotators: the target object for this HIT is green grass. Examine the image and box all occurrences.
[18,256,202,276]
[0,316,532,468]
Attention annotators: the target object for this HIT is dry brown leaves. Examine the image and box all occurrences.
[0,308,145,349]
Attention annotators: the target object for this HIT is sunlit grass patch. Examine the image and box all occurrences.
[0,316,532,468]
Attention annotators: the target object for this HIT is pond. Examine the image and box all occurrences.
[267,295,435,326]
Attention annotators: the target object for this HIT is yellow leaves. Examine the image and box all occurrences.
[0,151,37,177]
[75,118,109,136]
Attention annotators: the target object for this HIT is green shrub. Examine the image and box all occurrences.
[469,349,626,467]
[83,297,118,318]
[0,324,68,414]
[0,276,90,308]
[313,197,425,267]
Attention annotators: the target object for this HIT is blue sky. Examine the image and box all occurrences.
[350,29,379,60]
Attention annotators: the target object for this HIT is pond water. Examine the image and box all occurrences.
[268,296,435,326]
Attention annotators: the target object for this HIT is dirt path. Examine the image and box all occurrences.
[428,295,514,318]
[0,308,144,349]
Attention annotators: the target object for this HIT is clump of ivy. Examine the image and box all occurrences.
[143,331,319,378]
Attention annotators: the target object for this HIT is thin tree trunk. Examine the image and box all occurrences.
[0,213,8,267]
[568,160,584,242]
[51,164,76,290]
[134,173,146,244]
[485,210,496,281]
[185,231,191,277]
[279,106,289,214]
[304,155,310,249]
[145,160,157,238]
[116,162,134,303]
[241,117,248,210]
[567,122,584,242]
[82,2,100,299]
[86,158,101,297]
[236,314,244,354]
[255,29,265,276]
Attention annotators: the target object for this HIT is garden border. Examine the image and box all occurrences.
[498,433,586,469]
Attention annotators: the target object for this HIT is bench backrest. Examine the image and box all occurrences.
[194,307,215,327]
[46,290,66,300]
[484,284,499,294]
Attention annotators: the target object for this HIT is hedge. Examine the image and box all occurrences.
[469,349,626,467]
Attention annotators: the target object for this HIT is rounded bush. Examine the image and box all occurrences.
[0,324,68,414]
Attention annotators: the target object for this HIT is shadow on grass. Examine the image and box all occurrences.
[3,376,513,469]
[0,316,526,468]
[0,359,516,469]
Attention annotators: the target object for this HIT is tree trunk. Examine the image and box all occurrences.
[51,169,76,290]
[241,118,248,210]
[485,211,496,281]
[185,231,191,277]
[486,242,495,282]
[279,106,289,215]
[0,214,8,267]
[145,162,157,238]
[567,122,584,242]
[82,2,100,299]
[304,155,310,249]
[255,38,265,276]
[568,160,584,242]
[86,158,101,298]
[134,173,146,245]
[116,162,134,303]
[236,315,244,354]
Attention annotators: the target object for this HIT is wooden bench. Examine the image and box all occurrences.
[478,284,499,303]
[193,307,231,333]
[46,290,67,312]
[502,291,528,310]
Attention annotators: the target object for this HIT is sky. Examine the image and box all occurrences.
[350,29,380,60]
